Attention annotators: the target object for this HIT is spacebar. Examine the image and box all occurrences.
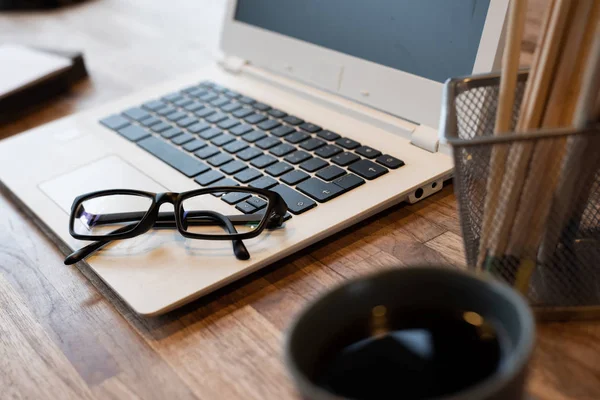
[137,136,207,177]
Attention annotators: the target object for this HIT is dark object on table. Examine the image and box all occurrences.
[0,46,88,123]
[0,0,86,9]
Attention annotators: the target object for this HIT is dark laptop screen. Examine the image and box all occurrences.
[234,0,491,83]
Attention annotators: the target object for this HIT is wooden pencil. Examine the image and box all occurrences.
[476,0,529,270]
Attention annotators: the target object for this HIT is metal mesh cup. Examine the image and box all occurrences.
[441,70,600,318]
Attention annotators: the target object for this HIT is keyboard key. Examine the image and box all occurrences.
[211,133,236,146]
[349,159,389,180]
[138,136,209,177]
[316,165,345,181]
[161,127,183,139]
[117,125,150,141]
[257,119,281,131]
[237,147,263,161]
[281,170,310,185]
[332,152,360,166]
[194,145,220,159]
[208,152,233,167]
[221,192,251,206]
[155,108,175,119]
[239,96,256,104]
[221,160,247,175]
[230,124,254,136]
[199,128,223,140]
[199,81,214,88]
[195,107,216,118]
[208,178,239,190]
[270,143,296,157]
[285,131,310,144]
[245,113,268,124]
[211,84,227,93]
[249,176,278,190]
[162,92,183,102]
[253,102,271,111]
[232,107,254,118]
[271,125,295,137]
[188,88,209,98]
[234,168,263,184]
[199,92,219,102]
[224,90,241,98]
[242,130,267,143]
[270,184,316,214]
[139,116,161,127]
[195,170,224,186]
[174,98,193,108]
[166,111,187,122]
[283,115,304,125]
[150,122,171,133]
[299,122,321,133]
[177,117,199,127]
[142,100,166,111]
[268,109,287,118]
[185,102,205,112]
[256,137,281,150]
[315,144,343,158]
[247,196,268,210]
[356,146,382,159]
[317,130,341,141]
[265,161,293,177]
[172,133,194,145]
[183,139,207,152]
[235,202,257,214]
[376,154,405,169]
[297,178,344,203]
[223,140,249,154]
[217,118,241,130]
[251,154,277,168]
[299,137,326,151]
[123,107,151,121]
[300,158,328,172]
[206,112,228,124]
[188,121,211,133]
[182,85,199,94]
[284,150,312,165]
[221,102,242,113]
[333,173,365,191]
[210,97,230,107]
[336,137,361,149]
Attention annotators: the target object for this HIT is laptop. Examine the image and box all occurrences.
[0,0,508,315]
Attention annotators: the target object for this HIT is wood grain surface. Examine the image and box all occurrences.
[1,1,599,399]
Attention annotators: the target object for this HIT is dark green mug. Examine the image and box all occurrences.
[284,266,535,400]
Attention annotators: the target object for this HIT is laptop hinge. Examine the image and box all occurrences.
[410,124,439,153]
[218,55,247,74]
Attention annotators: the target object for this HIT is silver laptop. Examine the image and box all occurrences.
[0,0,508,315]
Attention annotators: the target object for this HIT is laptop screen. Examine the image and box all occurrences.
[234,0,491,83]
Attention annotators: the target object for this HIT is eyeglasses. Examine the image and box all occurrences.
[65,187,288,265]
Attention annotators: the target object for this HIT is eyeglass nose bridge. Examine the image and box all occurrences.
[155,192,179,205]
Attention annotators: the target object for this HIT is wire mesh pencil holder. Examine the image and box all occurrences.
[441,70,600,320]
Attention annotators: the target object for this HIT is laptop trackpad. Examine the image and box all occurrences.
[39,155,168,214]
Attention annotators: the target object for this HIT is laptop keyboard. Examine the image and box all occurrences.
[99,81,405,216]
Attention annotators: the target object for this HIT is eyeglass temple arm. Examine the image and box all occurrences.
[65,212,250,265]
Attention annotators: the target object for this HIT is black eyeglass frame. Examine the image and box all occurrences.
[68,187,288,242]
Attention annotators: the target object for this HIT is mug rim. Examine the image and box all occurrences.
[283,266,536,400]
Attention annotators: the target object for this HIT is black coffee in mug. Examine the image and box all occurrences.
[312,307,510,400]
[285,267,535,400]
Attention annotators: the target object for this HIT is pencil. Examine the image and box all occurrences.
[477,0,529,270]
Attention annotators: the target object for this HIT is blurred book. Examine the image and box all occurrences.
[0,44,88,121]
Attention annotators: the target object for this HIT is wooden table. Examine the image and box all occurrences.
[1,1,599,399]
